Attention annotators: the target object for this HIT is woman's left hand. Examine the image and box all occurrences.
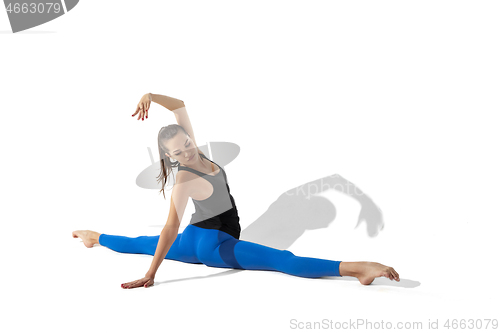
[132,93,152,121]
[121,276,154,289]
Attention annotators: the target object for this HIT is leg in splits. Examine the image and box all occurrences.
[192,226,342,278]
[189,225,400,284]
[72,226,202,265]
[72,225,400,285]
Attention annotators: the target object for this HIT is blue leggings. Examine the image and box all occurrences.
[99,224,342,278]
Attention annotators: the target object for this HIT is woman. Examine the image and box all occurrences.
[72,93,400,289]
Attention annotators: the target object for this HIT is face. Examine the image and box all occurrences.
[165,132,198,165]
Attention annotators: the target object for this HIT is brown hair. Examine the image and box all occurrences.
[157,124,190,199]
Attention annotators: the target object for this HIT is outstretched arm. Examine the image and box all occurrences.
[146,172,190,279]
[121,172,191,289]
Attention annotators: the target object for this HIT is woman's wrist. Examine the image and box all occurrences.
[146,270,156,279]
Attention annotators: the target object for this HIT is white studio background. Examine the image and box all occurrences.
[1,1,499,332]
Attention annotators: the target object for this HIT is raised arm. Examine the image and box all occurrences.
[132,93,203,155]
[132,93,185,121]
[150,94,203,155]
[150,93,185,111]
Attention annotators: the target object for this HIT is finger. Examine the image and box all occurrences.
[123,281,135,288]
[134,278,148,287]
[132,106,139,117]
[137,280,148,288]
[128,282,140,289]
[137,109,143,120]
[132,279,143,286]
[123,279,139,288]
[134,109,141,119]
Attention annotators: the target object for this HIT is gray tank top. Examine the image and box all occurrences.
[177,153,240,238]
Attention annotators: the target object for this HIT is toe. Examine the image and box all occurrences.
[391,268,399,281]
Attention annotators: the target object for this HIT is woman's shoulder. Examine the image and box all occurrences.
[176,168,197,181]
[174,169,200,196]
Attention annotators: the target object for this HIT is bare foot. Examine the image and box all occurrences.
[340,261,400,285]
[72,230,101,248]
[356,261,400,285]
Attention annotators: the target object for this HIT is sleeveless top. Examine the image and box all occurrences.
[177,153,241,239]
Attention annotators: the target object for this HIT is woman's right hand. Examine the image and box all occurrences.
[121,275,155,289]
[132,93,153,121]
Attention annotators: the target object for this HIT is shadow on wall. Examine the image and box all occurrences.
[241,173,384,250]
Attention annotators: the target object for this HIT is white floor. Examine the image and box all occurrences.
[2,1,499,332]
[5,169,499,332]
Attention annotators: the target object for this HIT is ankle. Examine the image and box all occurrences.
[93,232,101,245]
[339,262,360,277]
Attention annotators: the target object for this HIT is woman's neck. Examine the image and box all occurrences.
[180,155,213,172]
